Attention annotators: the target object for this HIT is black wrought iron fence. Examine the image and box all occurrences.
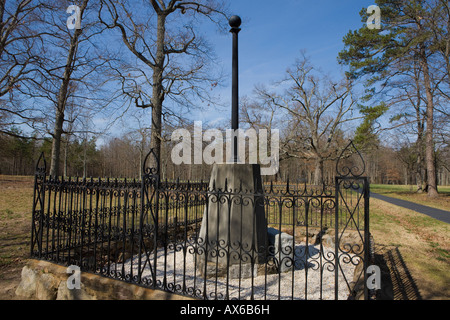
[30,142,373,300]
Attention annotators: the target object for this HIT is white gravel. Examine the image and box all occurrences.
[111,242,359,300]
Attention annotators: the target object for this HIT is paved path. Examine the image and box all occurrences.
[370,192,450,224]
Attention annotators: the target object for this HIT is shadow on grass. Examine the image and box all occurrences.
[374,246,422,300]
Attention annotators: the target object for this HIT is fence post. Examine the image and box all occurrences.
[334,176,340,300]
[138,149,160,287]
[138,155,147,284]
[31,153,46,258]
[363,177,370,300]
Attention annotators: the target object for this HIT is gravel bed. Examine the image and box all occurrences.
[112,243,359,300]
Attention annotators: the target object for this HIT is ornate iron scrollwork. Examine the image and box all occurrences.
[35,152,47,177]
[142,148,160,176]
[28,144,373,300]
[336,140,366,178]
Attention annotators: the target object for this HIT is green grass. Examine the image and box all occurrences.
[370,184,450,194]
[369,197,450,299]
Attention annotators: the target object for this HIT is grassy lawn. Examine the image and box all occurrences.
[0,176,449,300]
[0,175,34,299]
[369,184,449,299]
[370,184,450,212]
[369,196,450,300]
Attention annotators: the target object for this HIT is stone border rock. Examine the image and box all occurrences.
[15,259,194,300]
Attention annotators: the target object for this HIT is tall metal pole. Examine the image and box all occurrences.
[229,15,241,163]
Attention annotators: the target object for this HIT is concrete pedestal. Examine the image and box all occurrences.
[196,163,268,278]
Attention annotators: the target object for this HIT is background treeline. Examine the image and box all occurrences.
[2,128,449,187]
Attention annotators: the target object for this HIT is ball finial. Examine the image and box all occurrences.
[229,15,241,29]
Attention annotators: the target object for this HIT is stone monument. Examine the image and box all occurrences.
[195,16,269,278]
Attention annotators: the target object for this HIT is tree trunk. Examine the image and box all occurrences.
[64,136,68,177]
[83,136,87,178]
[148,13,166,174]
[50,109,64,177]
[415,92,424,193]
[420,50,439,198]
[313,158,324,186]
[416,145,423,192]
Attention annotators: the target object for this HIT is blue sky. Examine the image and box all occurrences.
[94,0,377,141]
[194,0,376,124]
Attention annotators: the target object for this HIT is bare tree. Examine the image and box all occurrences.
[254,56,358,185]
[23,0,111,176]
[241,94,284,180]
[98,0,228,170]
[0,0,47,137]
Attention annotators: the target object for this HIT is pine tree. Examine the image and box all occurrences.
[338,0,443,197]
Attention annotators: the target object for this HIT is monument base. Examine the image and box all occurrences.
[193,252,263,279]
[192,228,295,279]
[196,163,268,277]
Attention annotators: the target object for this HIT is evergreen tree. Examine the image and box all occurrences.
[338,0,444,197]
[353,103,388,151]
